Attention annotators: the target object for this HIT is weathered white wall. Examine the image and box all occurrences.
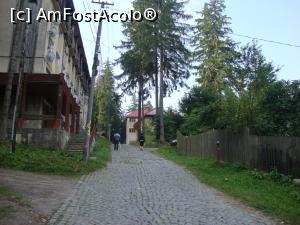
[126,118,137,144]
[0,0,89,132]
[0,0,16,73]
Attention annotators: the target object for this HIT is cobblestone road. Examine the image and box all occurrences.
[49,145,275,225]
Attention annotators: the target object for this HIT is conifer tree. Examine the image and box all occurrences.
[192,0,237,93]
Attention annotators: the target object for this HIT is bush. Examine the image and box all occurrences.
[250,169,264,180]
[265,169,293,186]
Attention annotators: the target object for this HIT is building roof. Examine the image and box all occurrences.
[127,108,156,118]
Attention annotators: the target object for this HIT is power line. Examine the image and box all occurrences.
[82,0,96,40]
[82,36,95,43]
[85,0,98,34]
[231,33,300,48]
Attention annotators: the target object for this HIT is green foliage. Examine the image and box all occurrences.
[231,162,247,171]
[0,138,111,176]
[179,86,215,134]
[0,186,30,219]
[127,94,139,113]
[250,169,264,180]
[253,80,300,136]
[163,109,184,141]
[143,118,158,147]
[250,168,293,186]
[118,0,191,141]
[0,186,30,207]
[267,169,293,186]
[192,0,238,93]
[0,206,14,219]
[94,60,124,140]
[155,147,300,224]
[179,0,299,136]
[144,100,153,110]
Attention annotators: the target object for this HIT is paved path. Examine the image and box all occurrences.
[49,145,275,225]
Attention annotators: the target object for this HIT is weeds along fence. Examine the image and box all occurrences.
[177,128,300,177]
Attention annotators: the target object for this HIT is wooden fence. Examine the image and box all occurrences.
[177,128,300,177]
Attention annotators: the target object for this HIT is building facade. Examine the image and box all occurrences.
[126,109,156,144]
[0,0,91,149]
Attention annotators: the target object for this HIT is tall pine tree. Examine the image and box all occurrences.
[117,0,191,142]
[192,0,237,93]
[93,60,122,138]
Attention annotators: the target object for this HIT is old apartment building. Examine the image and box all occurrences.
[0,0,91,148]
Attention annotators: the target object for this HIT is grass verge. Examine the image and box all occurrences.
[0,206,14,219]
[0,186,30,207]
[154,147,300,225]
[0,137,112,176]
[0,186,29,219]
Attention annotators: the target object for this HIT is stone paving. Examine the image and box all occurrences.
[48,145,276,225]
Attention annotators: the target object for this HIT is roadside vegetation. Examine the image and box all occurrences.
[0,137,112,176]
[0,186,29,219]
[0,186,30,207]
[155,147,300,225]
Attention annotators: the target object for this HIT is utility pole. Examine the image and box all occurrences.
[10,24,28,153]
[83,0,114,161]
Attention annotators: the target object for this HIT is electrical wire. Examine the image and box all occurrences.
[85,0,98,34]
[82,0,96,41]
[231,33,300,48]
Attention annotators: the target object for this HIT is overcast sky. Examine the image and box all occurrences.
[73,0,300,111]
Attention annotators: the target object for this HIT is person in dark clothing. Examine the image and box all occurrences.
[113,132,121,151]
[139,132,145,151]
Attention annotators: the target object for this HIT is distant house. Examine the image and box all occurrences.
[126,108,156,144]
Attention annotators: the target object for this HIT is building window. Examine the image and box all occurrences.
[129,118,136,122]
[129,128,135,133]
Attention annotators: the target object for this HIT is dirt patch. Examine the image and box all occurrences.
[0,169,78,225]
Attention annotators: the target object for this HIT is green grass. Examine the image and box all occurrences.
[0,186,29,219]
[0,137,112,176]
[0,206,14,219]
[154,147,300,225]
[0,186,30,207]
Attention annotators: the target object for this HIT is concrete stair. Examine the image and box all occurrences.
[67,134,85,153]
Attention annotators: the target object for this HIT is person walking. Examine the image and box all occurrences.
[113,132,121,151]
[139,132,145,151]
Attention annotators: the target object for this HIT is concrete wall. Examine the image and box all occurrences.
[126,117,155,144]
[126,118,137,144]
[16,128,70,149]
[0,0,16,73]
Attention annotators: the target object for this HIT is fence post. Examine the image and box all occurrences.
[216,140,221,162]
[185,136,188,155]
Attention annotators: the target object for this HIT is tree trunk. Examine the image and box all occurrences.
[159,48,165,143]
[155,51,159,112]
[137,78,142,139]
[154,50,160,141]
[141,95,144,133]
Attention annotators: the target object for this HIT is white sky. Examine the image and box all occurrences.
[73,0,300,111]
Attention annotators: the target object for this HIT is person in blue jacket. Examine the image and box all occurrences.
[113,132,121,151]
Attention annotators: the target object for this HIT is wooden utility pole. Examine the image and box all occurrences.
[83,0,114,161]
